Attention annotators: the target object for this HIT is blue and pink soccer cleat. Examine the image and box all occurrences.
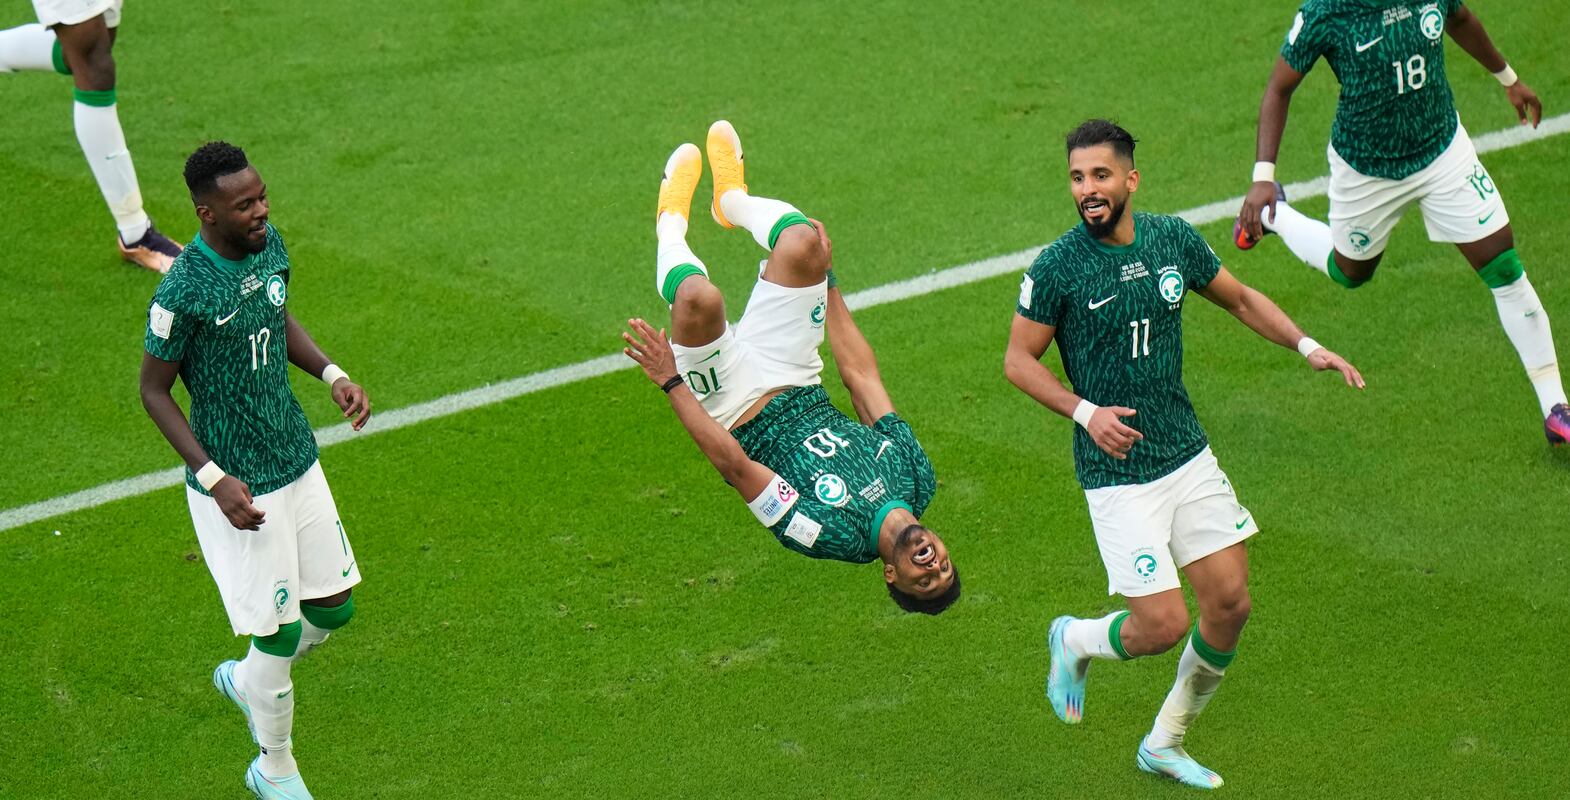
[1547,403,1570,446]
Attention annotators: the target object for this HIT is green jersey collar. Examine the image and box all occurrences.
[194,231,253,270]
[870,500,914,555]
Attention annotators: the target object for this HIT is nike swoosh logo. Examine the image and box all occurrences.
[1088,295,1117,310]
[277,688,293,699]
[1235,517,1251,530]
[1477,210,1496,225]
[875,441,892,459]
[1355,36,1383,53]
[215,308,241,326]
[697,349,722,364]
[341,560,356,578]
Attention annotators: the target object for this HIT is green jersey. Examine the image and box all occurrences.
[144,225,318,496]
[1016,213,1220,490]
[1281,0,1464,180]
[732,386,937,564]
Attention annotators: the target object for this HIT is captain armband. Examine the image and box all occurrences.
[747,474,800,526]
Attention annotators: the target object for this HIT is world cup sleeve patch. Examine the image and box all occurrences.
[1018,275,1035,309]
[149,302,174,339]
[782,511,822,549]
[747,474,799,527]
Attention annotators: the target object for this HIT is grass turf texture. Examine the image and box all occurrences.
[2,0,1568,796]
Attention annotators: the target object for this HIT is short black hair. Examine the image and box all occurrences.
[888,566,962,615]
[184,141,250,199]
[1065,119,1136,165]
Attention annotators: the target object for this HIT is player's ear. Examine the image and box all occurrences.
[1126,168,1140,194]
[883,562,897,585]
[194,202,214,224]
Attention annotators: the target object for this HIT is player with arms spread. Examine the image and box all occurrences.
[1233,0,1569,443]
[1005,120,1363,790]
[139,142,371,800]
[622,121,959,614]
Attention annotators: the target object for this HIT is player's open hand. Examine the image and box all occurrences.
[213,476,266,531]
[1088,406,1143,460]
[1306,346,1365,389]
[1505,80,1542,128]
[332,379,372,430]
[623,318,680,388]
[1236,181,1280,244]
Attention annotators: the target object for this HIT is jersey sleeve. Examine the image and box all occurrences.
[1181,221,1223,290]
[144,281,202,362]
[1442,0,1464,16]
[873,413,937,518]
[1016,247,1070,326]
[1279,4,1329,74]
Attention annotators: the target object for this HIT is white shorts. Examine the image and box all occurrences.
[1327,120,1508,260]
[1084,447,1258,598]
[34,0,121,27]
[187,461,362,637]
[670,265,827,429]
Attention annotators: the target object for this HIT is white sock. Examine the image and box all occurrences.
[1063,612,1127,661]
[236,644,298,777]
[292,619,332,661]
[655,212,708,304]
[718,190,801,251]
[1261,199,1333,275]
[1147,637,1227,750]
[1491,274,1567,416]
[0,23,57,72]
[73,99,150,242]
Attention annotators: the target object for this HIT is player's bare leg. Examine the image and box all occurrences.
[1046,588,1188,727]
[706,120,828,289]
[651,142,726,346]
[1456,225,1570,442]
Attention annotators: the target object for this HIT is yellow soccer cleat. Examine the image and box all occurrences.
[657,142,702,222]
[706,120,747,228]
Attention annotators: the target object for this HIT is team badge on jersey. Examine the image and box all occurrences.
[1132,552,1159,582]
[1158,266,1185,305]
[1419,6,1444,40]
[814,473,850,507]
[266,274,287,307]
[809,299,826,328]
[272,582,290,616]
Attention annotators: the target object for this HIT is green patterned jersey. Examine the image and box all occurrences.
[1281,0,1464,179]
[732,386,937,563]
[1016,213,1220,489]
[144,225,318,496]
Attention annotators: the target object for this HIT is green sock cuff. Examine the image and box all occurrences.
[1108,611,1133,660]
[766,211,813,250]
[1189,625,1236,670]
[659,264,705,305]
[1327,253,1368,289]
[252,620,303,658]
[301,596,355,631]
[1476,248,1525,289]
[51,40,71,75]
[73,86,116,107]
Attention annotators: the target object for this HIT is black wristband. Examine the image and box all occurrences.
[660,375,684,393]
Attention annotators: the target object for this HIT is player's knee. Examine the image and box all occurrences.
[1329,252,1377,289]
[673,277,723,319]
[771,224,829,277]
[301,592,356,631]
[252,620,303,658]
[64,38,114,88]
[1135,606,1191,653]
[1208,590,1251,632]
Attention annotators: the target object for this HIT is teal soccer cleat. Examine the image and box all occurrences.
[1045,615,1089,724]
[1137,736,1224,790]
[245,757,315,800]
[213,660,257,744]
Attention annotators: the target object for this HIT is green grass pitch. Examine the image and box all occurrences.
[3,1,1568,796]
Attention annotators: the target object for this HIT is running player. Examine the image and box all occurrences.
[139,141,370,800]
[0,0,182,271]
[621,121,959,614]
[1233,0,1569,443]
[1005,120,1363,789]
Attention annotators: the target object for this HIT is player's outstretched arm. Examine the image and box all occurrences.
[1197,268,1366,389]
[1238,57,1308,242]
[1446,6,1542,128]
[283,311,370,430]
[1004,315,1143,460]
[823,285,895,425]
[622,318,775,500]
[139,353,266,530]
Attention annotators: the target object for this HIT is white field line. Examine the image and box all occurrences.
[4,113,1568,532]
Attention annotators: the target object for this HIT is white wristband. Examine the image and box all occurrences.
[1251,161,1276,183]
[196,461,226,491]
[1297,337,1323,358]
[1072,399,1099,429]
[321,364,349,387]
[1493,64,1518,87]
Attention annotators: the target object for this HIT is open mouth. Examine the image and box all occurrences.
[912,543,936,566]
[1081,198,1109,217]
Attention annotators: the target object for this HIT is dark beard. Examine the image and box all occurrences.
[1079,196,1127,240]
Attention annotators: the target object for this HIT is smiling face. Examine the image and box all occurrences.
[1068,143,1139,240]
[196,166,270,256]
[883,524,955,599]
